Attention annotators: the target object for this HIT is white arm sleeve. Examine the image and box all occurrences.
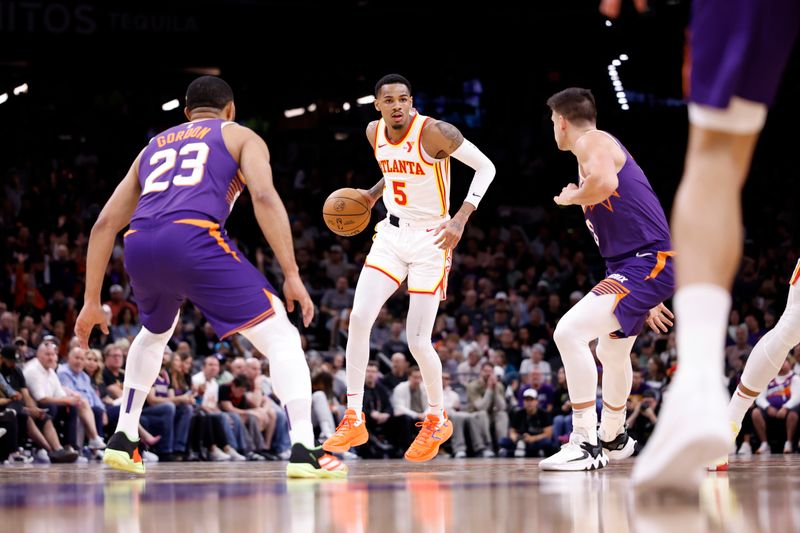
[449,139,496,209]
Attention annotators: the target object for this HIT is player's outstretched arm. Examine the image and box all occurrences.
[239,130,314,327]
[75,154,143,348]
[424,120,496,250]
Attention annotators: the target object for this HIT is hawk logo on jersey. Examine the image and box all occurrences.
[406,141,414,153]
[586,190,621,213]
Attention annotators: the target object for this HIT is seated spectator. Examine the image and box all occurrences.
[626,389,660,448]
[467,362,508,444]
[644,356,667,391]
[139,351,183,459]
[244,358,288,456]
[444,373,494,458]
[57,346,108,445]
[726,325,753,371]
[519,343,552,383]
[310,371,339,443]
[220,375,271,457]
[382,321,410,361]
[752,356,800,454]
[518,369,554,412]
[551,367,572,444]
[192,355,247,461]
[111,307,141,344]
[1,344,78,463]
[25,342,105,450]
[360,361,403,457]
[391,366,427,449]
[381,352,409,391]
[104,284,137,325]
[501,388,554,458]
[457,346,484,388]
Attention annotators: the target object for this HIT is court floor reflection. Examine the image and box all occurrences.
[1,456,799,532]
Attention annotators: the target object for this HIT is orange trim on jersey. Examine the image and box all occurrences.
[364,263,402,287]
[434,163,447,216]
[444,157,450,185]
[220,306,276,339]
[373,120,382,158]
[123,229,138,238]
[173,219,241,263]
[237,170,247,185]
[644,251,676,281]
[408,250,451,299]
[385,113,418,146]
[791,260,800,286]
[417,118,437,166]
[591,278,630,311]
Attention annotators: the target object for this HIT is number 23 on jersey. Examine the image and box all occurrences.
[142,142,210,195]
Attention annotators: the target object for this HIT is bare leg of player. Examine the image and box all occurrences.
[632,126,761,490]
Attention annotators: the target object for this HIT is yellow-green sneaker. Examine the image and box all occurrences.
[103,432,146,475]
[286,443,348,479]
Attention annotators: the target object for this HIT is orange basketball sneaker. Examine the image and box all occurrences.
[405,413,453,462]
[323,409,369,453]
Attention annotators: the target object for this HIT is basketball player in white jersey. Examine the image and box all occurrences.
[322,74,496,462]
[709,258,800,470]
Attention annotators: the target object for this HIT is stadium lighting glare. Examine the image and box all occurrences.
[161,99,180,111]
[356,95,375,105]
[307,103,317,112]
[621,104,630,110]
[13,83,28,95]
[342,102,351,111]
[0,93,8,105]
[284,107,306,118]
[619,54,629,61]
[605,20,612,27]
[612,59,622,67]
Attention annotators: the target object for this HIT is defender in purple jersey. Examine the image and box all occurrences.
[539,88,675,472]
[74,76,346,479]
[601,0,800,491]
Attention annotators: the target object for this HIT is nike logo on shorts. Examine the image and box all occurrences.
[635,252,652,258]
[378,143,387,148]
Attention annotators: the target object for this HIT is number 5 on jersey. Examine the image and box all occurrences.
[392,180,408,206]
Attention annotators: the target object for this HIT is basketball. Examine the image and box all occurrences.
[322,188,371,236]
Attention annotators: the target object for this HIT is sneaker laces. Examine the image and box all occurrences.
[410,417,439,450]
[333,413,358,436]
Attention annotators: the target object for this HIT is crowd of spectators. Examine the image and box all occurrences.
[1,97,799,464]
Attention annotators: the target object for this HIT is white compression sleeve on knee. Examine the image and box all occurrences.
[553,293,622,405]
[407,293,445,418]
[345,267,398,417]
[117,313,179,439]
[741,280,800,392]
[123,313,179,391]
[240,299,313,447]
[596,335,636,442]
[596,336,636,408]
[448,139,496,209]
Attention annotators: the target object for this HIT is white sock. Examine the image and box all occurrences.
[674,284,730,381]
[599,406,626,442]
[728,386,758,428]
[346,393,364,422]
[285,399,315,448]
[428,403,446,424]
[116,387,147,441]
[573,406,598,445]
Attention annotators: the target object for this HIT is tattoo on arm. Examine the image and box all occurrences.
[369,178,385,200]
[434,121,464,158]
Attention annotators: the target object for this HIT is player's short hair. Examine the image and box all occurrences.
[186,76,234,111]
[375,74,411,96]
[546,87,597,124]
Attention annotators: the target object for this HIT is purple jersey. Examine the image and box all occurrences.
[581,132,671,260]
[131,119,244,227]
[689,0,799,109]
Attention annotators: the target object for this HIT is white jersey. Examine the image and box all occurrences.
[375,113,450,221]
